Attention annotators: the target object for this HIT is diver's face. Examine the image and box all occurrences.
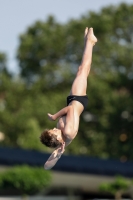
[48,128,64,144]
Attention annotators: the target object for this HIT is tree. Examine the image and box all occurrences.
[0,165,51,195]
[17,16,67,83]
[1,3,133,160]
[99,176,131,199]
[0,52,11,76]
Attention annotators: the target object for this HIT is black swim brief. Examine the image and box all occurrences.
[67,95,88,110]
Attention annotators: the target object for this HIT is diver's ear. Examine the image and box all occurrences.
[57,134,60,140]
[57,132,62,140]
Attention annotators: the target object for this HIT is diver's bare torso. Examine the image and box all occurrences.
[57,101,84,143]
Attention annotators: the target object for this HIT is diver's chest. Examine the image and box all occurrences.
[57,116,66,130]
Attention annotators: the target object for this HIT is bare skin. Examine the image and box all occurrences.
[44,27,97,170]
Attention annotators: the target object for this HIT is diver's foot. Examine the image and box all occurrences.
[84,27,97,46]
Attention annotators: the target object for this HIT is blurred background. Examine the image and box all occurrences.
[0,0,133,199]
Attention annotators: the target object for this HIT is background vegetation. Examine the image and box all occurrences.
[0,3,133,161]
[0,165,51,195]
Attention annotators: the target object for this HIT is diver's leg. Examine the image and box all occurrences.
[70,27,97,95]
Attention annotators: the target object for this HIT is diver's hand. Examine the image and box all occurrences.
[47,113,55,121]
[57,142,65,158]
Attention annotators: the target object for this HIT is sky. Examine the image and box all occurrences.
[0,0,133,74]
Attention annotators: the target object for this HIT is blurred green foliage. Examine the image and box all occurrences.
[0,165,51,195]
[0,3,133,160]
[99,176,131,199]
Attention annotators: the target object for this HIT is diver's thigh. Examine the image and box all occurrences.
[70,74,87,95]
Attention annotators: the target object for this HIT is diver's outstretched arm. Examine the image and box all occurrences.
[44,143,65,170]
